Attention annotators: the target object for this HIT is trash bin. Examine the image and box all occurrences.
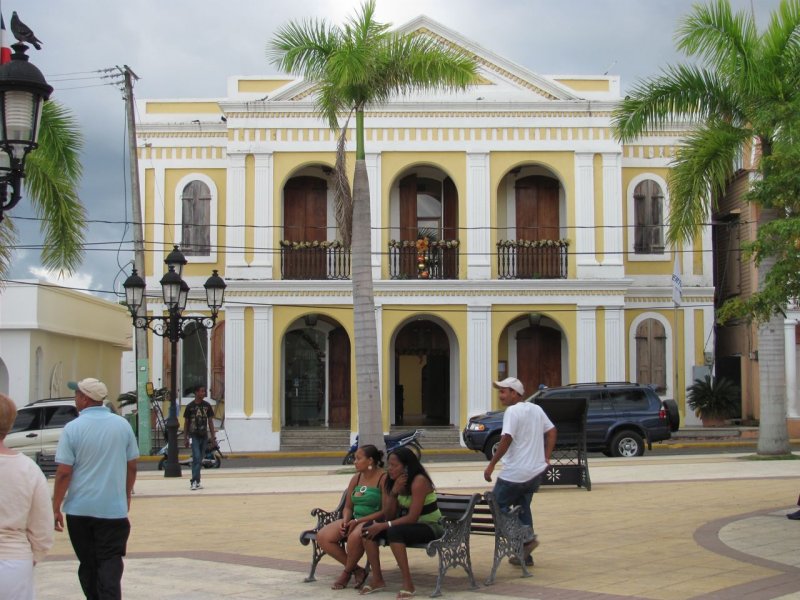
[125,412,138,437]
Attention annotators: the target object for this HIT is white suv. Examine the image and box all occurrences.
[6,398,79,458]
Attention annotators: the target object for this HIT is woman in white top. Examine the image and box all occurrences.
[0,393,54,600]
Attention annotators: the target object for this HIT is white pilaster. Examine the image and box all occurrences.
[252,306,273,419]
[574,153,598,270]
[785,319,798,418]
[366,153,382,279]
[602,153,624,276]
[226,154,247,268]
[466,153,491,280]
[223,306,245,419]
[604,306,625,381]
[250,153,273,277]
[577,307,597,383]
[466,305,492,425]
[683,308,701,426]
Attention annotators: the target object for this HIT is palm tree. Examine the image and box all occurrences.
[0,100,85,278]
[270,1,477,448]
[613,0,800,455]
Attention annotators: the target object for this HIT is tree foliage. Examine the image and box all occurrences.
[0,100,85,279]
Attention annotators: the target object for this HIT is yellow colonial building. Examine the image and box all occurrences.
[136,16,712,451]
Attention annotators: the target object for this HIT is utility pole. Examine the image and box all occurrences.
[119,65,151,456]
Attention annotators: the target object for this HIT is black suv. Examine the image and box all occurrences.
[463,382,679,459]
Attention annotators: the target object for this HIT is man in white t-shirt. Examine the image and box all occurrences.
[484,377,556,566]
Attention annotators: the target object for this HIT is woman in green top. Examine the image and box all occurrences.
[317,444,385,590]
[360,446,442,598]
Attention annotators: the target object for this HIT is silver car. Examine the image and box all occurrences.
[5,398,79,458]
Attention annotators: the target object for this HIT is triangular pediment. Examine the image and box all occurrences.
[268,15,580,105]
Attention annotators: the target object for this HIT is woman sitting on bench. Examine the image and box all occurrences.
[360,446,443,599]
[317,444,385,590]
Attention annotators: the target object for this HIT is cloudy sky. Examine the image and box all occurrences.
[4,0,782,298]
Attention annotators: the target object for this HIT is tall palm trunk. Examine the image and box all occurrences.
[351,158,383,449]
[755,236,790,454]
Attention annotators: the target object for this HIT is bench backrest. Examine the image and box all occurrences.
[436,492,481,522]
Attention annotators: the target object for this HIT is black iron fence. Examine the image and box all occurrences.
[281,242,351,280]
[497,240,568,279]
[388,241,460,280]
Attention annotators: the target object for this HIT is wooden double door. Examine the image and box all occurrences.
[516,325,562,397]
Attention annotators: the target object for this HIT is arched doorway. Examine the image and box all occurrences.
[283,315,351,428]
[393,320,451,426]
[502,315,567,397]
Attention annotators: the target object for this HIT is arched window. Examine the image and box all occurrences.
[635,319,667,392]
[181,180,211,256]
[633,179,665,254]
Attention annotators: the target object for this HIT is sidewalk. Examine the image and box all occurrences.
[36,453,800,600]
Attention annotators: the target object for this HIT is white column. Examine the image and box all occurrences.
[252,306,273,419]
[577,307,597,383]
[251,153,273,276]
[574,153,598,269]
[223,306,245,419]
[366,153,382,279]
[785,319,798,418]
[604,306,625,381]
[466,305,492,422]
[226,154,247,268]
[466,153,491,280]
[602,153,624,275]
[148,167,166,290]
[375,304,385,433]
[682,308,701,425]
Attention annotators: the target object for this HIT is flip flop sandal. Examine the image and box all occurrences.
[359,583,387,595]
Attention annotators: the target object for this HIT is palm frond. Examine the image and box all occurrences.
[613,64,742,142]
[21,100,86,275]
[268,18,341,81]
[677,0,757,78]
[0,218,17,284]
[666,121,749,244]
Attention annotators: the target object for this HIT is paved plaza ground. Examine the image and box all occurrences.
[35,453,800,599]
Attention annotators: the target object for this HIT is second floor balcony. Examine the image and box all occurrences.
[388,239,460,280]
[497,239,569,279]
[280,240,351,280]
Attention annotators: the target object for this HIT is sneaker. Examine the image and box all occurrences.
[195,482,203,490]
[787,509,800,521]
[190,481,198,491]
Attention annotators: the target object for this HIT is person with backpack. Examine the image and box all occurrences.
[183,386,216,491]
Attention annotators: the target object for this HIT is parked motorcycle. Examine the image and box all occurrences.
[158,440,224,470]
[342,429,424,465]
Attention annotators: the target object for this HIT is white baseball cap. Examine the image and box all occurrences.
[68,378,108,403]
[493,377,524,396]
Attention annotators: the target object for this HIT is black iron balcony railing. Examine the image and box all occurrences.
[388,239,460,280]
[280,240,351,280]
[497,239,569,279]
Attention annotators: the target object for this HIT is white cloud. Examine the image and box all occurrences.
[28,267,98,295]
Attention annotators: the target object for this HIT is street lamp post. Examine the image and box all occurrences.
[123,246,226,477]
[0,41,53,221]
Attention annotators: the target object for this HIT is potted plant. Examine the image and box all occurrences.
[686,375,740,426]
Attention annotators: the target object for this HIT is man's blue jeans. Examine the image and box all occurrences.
[190,434,208,483]
[493,473,543,542]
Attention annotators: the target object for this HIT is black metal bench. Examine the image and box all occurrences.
[476,491,536,583]
[300,492,481,597]
[35,452,58,478]
[536,396,592,490]
[299,491,540,595]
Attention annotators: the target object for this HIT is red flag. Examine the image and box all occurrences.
[0,15,11,65]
